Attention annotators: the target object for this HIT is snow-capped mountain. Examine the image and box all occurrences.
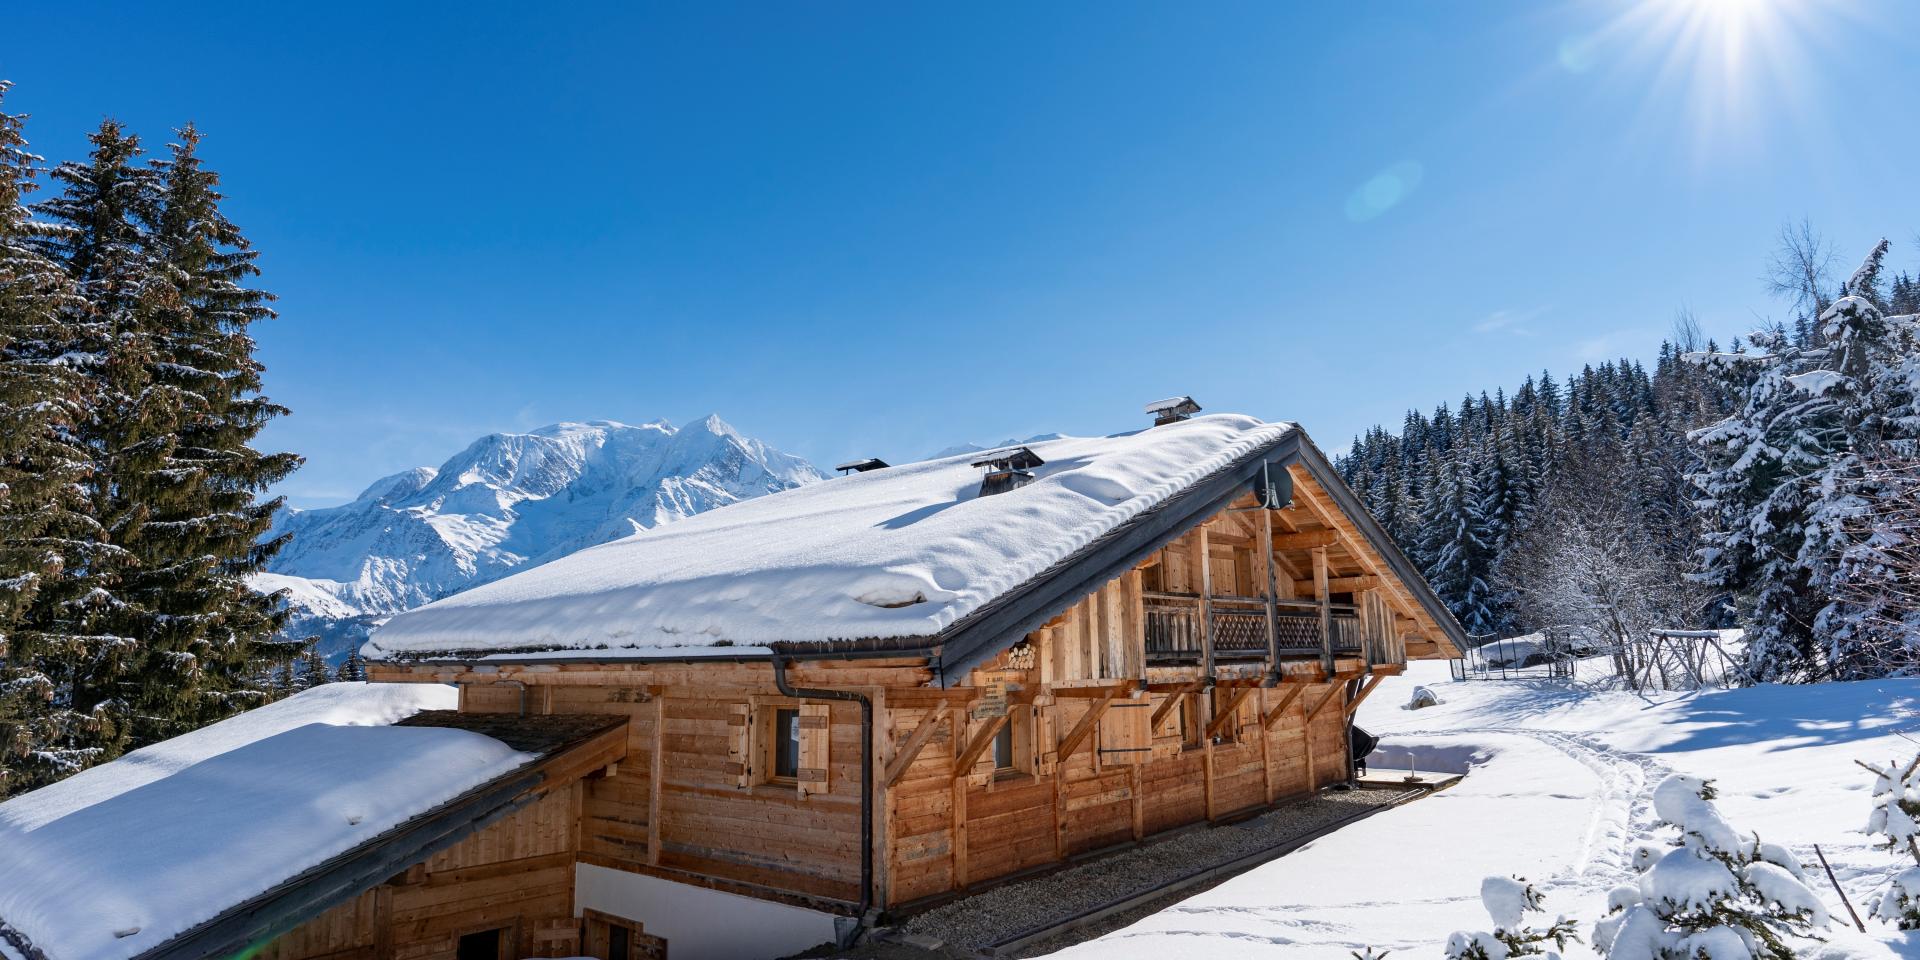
[258,416,824,661]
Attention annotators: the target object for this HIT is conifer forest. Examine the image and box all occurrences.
[1338,231,1920,683]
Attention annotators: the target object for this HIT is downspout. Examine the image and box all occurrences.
[771,654,875,944]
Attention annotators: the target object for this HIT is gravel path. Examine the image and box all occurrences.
[818,784,1423,959]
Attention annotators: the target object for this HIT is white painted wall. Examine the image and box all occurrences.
[573,863,841,960]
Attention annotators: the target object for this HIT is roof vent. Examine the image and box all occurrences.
[971,446,1045,497]
[1145,396,1201,426]
[834,457,890,475]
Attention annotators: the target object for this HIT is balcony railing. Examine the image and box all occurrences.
[1142,592,1361,663]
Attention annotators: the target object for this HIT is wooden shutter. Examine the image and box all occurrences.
[1097,699,1152,765]
[726,702,752,788]
[796,702,831,799]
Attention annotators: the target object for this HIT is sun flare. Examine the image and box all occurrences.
[1565,0,1848,155]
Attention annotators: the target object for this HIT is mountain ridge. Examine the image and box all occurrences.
[258,415,824,660]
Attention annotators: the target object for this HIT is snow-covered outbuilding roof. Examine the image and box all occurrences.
[363,414,1470,671]
[0,684,624,960]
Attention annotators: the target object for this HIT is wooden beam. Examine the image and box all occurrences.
[952,711,1010,777]
[1260,682,1307,730]
[1057,692,1118,764]
[1288,469,1432,632]
[1343,669,1392,718]
[1204,685,1256,740]
[1272,529,1339,550]
[1051,682,1135,698]
[1150,680,1202,729]
[1292,575,1380,595]
[1303,675,1357,724]
[883,701,951,788]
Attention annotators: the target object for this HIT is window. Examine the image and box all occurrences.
[991,716,1015,772]
[772,707,801,781]
[1211,689,1242,744]
[730,700,830,797]
[456,928,503,960]
[584,910,661,960]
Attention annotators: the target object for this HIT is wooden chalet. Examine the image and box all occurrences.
[0,410,1467,960]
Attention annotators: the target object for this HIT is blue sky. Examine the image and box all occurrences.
[7,1,1917,506]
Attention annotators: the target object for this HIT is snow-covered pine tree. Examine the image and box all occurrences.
[299,647,330,688]
[17,118,159,776]
[1594,775,1825,959]
[1861,755,1920,929]
[132,126,303,729]
[334,651,366,683]
[0,85,113,797]
[1687,323,1844,681]
[1810,241,1920,675]
[1690,240,1920,679]
[1418,454,1498,635]
[1443,875,1576,959]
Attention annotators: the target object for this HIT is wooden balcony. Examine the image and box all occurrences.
[1142,592,1386,665]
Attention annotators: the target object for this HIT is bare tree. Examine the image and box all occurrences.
[1671,307,1706,354]
[1499,471,1710,687]
[1765,218,1837,322]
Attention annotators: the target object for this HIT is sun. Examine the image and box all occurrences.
[1562,0,1849,156]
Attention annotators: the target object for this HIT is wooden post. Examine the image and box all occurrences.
[1201,689,1216,821]
[647,696,665,865]
[1196,527,1214,677]
[952,774,969,889]
[1128,570,1147,680]
[1262,508,1279,668]
[1130,764,1145,841]
[1259,687,1275,805]
[1313,546,1333,677]
[1301,680,1347,792]
[1053,754,1068,862]
[871,686,889,909]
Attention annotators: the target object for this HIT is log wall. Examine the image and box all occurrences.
[261,788,582,960]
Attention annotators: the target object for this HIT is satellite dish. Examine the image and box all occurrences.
[1253,462,1293,510]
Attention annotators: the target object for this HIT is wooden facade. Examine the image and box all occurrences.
[243,464,1459,960]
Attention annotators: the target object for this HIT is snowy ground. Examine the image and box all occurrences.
[1048,659,1920,959]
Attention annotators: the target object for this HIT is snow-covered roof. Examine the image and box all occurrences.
[365,414,1297,660]
[0,683,531,960]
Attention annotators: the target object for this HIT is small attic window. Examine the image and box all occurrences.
[971,446,1045,497]
[1145,396,1202,426]
[835,457,889,475]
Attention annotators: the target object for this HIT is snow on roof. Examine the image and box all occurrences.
[0,683,531,960]
[365,414,1295,660]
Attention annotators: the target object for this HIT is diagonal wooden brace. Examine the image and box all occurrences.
[883,701,951,788]
[1204,684,1257,740]
[952,712,1010,778]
